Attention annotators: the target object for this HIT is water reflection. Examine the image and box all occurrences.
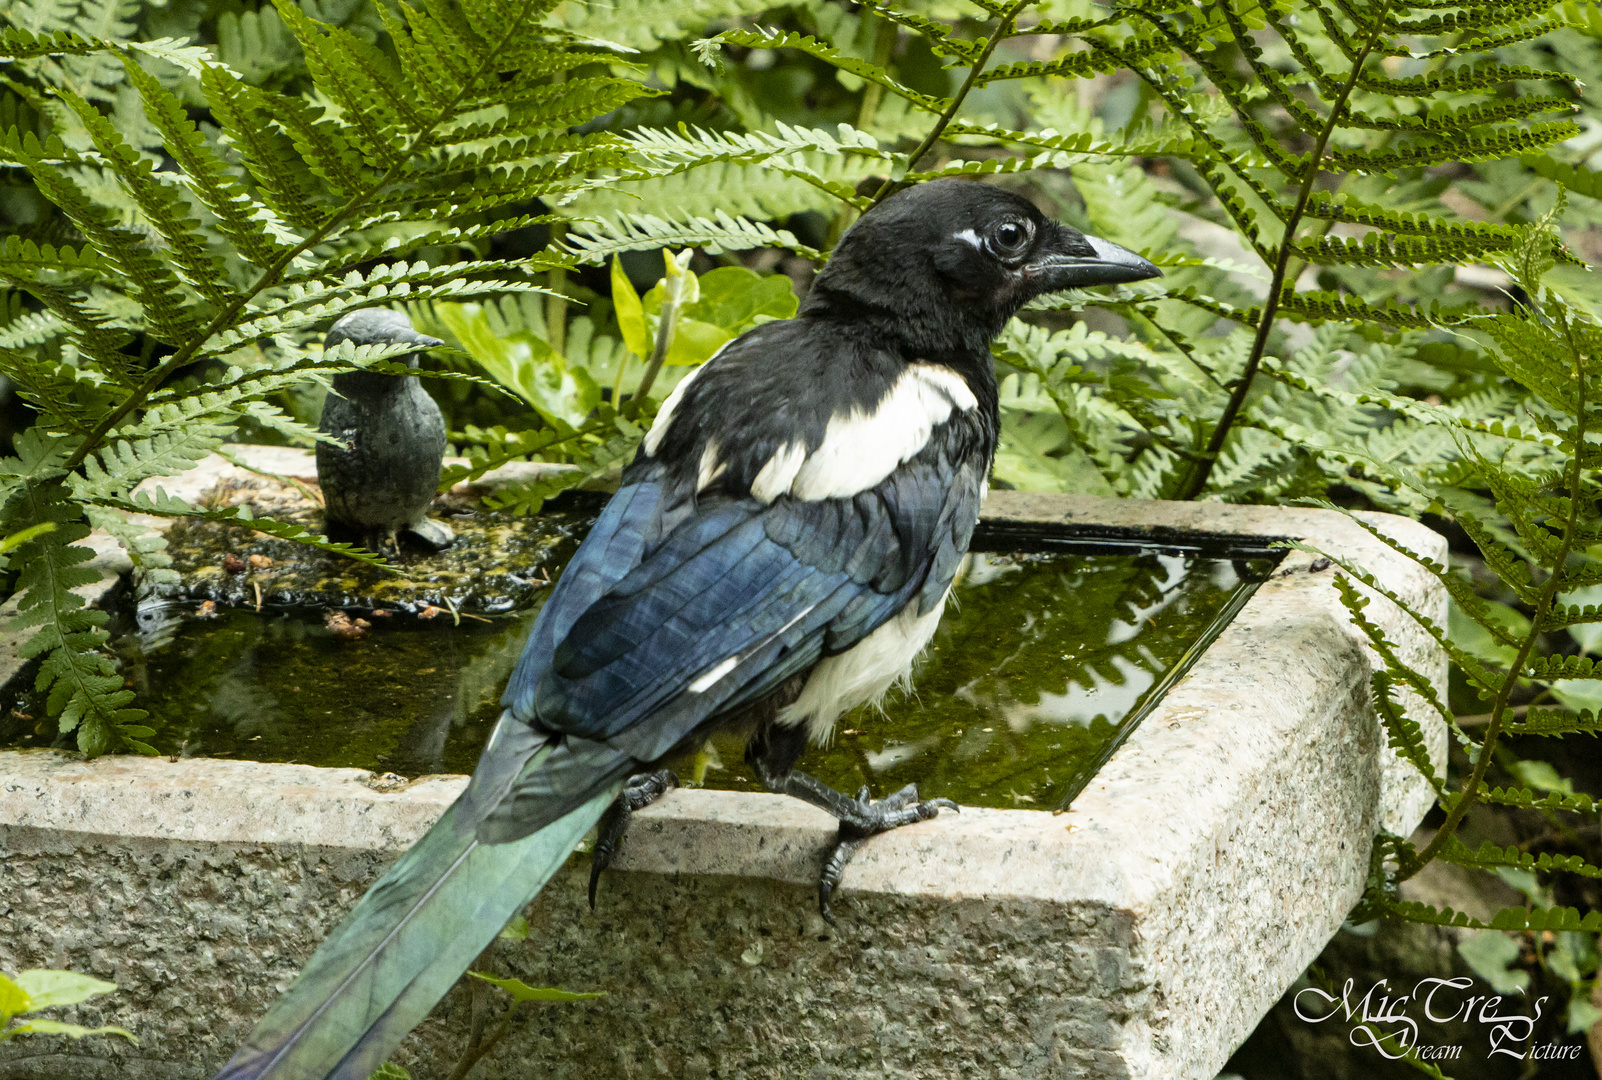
[692,548,1275,808]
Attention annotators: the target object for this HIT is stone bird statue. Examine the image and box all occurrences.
[316,308,454,553]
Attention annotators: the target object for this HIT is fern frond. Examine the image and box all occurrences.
[693,27,946,113]
[4,476,153,756]
[199,65,330,228]
[56,85,237,309]
[120,58,289,269]
[564,210,823,262]
[2,131,199,341]
[483,427,637,515]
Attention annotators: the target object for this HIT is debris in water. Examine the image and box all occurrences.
[324,610,372,641]
[196,600,218,619]
[223,553,246,574]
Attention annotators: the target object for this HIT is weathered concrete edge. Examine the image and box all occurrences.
[965,491,1448,1078]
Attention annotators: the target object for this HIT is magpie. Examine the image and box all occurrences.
[316,308,455,553]
[213,178,1160,1080]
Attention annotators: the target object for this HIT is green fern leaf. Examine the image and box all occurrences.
[565,210,823,263]
[694,27,945,113]
[119,58,289,268]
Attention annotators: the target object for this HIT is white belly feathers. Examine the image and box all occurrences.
[778,583,953,744]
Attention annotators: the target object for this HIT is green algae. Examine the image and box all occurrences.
[5,515,1277,810]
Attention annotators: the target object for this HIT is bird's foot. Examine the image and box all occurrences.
[588,769,678,909]
[363,528,402,559]
[405,517,454,551]
[776,774,957,922]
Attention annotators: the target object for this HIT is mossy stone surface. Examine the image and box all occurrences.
[149,475,596,615]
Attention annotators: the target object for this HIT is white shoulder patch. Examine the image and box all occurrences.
[911,361,978,413]
[790,362,977,501]
[642,352,719,457]
[750,441,807,503]
[697,439,727,492]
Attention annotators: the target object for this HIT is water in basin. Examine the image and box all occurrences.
[3,517,1279,811]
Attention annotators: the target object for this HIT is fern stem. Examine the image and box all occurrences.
[548,222,569,357]
[60,2,549,474]
[870,0,1034,206]
[829,15,898,246]
[1409,307,1589,876]
[1172,0,1394,501]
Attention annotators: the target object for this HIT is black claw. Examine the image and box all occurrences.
[588,770,678,910]
[806,781,959,922]
[588,801,628,910]
[818,836,866,923]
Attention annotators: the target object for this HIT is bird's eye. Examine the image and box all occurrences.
[992,220,1031,256]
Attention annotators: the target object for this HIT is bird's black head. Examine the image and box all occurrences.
[803,178,1160,356]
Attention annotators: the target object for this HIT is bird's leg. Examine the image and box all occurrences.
[587,769,677,909]
[771,772,958,922]
[366,527,402,559]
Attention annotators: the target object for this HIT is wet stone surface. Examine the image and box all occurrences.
[148,475,596,615]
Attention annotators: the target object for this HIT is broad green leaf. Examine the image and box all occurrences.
[12,971,117,1010]
[433,304,599,429]
[664,318,732,366]
[1548,931,1598,983]
[1548,680,1602,715]
[1509,760,1575,797]
[0,976,29,1023]
[611,256,648,359]
[1567,997,1602,1035]
[466,972,605,1002]
[1561,584,1602,654]
[685,267,797,335]
[1448,598,1529,666]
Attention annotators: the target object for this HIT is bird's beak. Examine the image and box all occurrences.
[376,328,443,368]
[1024,229,1162,291]
[382,328,445,349]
